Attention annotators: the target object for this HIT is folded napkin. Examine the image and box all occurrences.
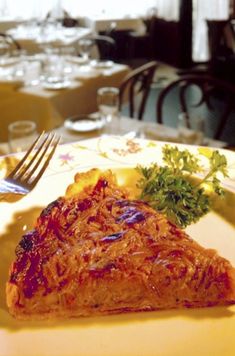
[142,127,181,143]
[73,67,99,80]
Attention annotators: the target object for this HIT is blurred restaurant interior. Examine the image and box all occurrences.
[1,0,235,152]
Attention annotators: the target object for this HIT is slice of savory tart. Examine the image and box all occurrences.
[6,169,235,319]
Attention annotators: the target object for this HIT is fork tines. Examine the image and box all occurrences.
[8,132,60,187]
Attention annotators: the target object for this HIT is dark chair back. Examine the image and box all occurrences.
[119,61,158,120]
[156,74,235,140]
[44,10,79,28]
[92,35,116,60]
[62,17,79,28]
[0,33,21,51]
[127,15,157,61]
[206,20,230,59]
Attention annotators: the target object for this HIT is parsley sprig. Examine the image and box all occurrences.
[136,145,228,228]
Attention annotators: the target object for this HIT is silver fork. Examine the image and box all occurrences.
[0,132,60,195]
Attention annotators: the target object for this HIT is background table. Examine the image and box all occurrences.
[0,17,24,32]
[0,61,129,142]
[82,15,144,32]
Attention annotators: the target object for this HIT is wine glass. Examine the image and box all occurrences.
[78,38,94,63]
[8,120,38,153]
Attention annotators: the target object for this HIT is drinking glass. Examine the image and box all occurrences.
[42,50,67,85]
[178,112,204,145]
[8,120,37,153]
[97,87,120,124]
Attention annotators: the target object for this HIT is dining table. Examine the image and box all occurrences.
[0,55,130,143]
[83,15,144,32]
[0,17,24,33]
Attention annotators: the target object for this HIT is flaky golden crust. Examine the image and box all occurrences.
[6,169,235,320]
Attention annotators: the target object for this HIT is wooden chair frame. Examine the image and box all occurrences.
[119,61,158,120]
[92,35,116,60]
[156,74,235,139]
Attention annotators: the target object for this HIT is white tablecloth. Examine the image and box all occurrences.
[0,17,24,32]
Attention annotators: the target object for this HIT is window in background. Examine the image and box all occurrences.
[193,0,230,62]
[0,0,179,21]
[0,0,54,19]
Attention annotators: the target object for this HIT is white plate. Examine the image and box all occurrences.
[90,60,114,69]
[0,137,235,356]
[42,79,71,90]
[64,115,106,132]
[0,57,20,67]
[67,56,89,65]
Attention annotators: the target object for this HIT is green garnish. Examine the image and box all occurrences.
[136,145,228,228]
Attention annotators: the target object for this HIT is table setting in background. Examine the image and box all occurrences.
[0,43,130,143]
[6,22,92,55]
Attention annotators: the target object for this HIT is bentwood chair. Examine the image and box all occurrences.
[0,33,21,52]
[119,61,158,120]
[156,74,235,140]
